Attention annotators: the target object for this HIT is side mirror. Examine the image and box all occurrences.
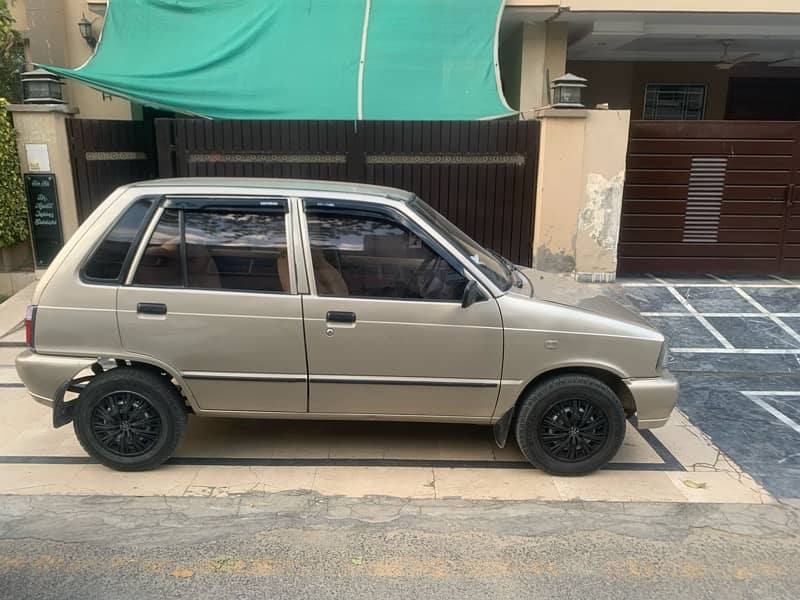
[461,279,485,308]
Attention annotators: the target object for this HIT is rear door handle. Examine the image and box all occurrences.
[137,302,167,315]
[326,311,356,324]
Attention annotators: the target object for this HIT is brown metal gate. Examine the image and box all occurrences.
[66,119,158,221]
[155,119,539,266]
[619,121,800,275]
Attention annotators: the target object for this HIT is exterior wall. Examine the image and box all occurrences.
[532,111,585,273]
[568,61,731,120]
[12,0,131,120]
[562,62,633,111]
[520,22,568,113]
[60,0,130,119]
[500,22,568,113]
[498,26,523,111]
[532,109,631,281]
[9,105,81,241]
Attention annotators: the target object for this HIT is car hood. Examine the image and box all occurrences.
[518,268,652,328]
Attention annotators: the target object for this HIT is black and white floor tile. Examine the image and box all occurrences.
[620,274,800,498]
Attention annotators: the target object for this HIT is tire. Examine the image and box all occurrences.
[73,368,187,471]
[514,374,626,476]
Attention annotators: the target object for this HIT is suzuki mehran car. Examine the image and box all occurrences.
[16,179,677,474]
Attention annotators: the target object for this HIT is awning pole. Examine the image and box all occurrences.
[357,0,372,120]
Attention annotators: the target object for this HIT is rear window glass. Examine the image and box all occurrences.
[184,210,288,292]
[83,198,154,281]
[133,209,182,287]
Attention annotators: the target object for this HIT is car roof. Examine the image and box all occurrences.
[128,177,416,203]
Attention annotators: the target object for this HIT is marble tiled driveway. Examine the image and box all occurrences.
[621,274,800,498]
[0,278,787,504]
[0,318,768,504]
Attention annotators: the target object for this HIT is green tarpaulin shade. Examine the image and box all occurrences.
[41,0,514,120]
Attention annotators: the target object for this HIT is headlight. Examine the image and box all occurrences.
[657,342,669,370]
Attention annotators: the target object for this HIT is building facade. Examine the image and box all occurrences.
[10,0,130,119]
[500,0,800,120]
[7,0,800,282]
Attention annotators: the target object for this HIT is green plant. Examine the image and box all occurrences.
[0,1,23,103]
[0,2,27,248]
[0,100,27,248]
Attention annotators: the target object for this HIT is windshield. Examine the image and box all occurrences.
[409,197,514,291]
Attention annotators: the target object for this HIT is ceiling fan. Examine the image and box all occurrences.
[715,40,759,70]
[768,53,800,68]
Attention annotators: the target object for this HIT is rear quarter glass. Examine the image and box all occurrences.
[82,198,156,282]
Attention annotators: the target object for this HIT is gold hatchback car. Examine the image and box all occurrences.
[16,179,677,474]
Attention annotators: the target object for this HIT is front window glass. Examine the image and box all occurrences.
[306,211,467,301]
[409,197,513,291]
[184,210,288,292]
[83,198,153,281]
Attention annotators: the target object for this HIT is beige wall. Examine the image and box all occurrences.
[8,0,29,33]
[520,22,568,112]
[500,22,568,113]
[9,105,81,240]
[12,0,131,120]
[568,61,731,119]
[532,109,631,281]
[60,0,130,119]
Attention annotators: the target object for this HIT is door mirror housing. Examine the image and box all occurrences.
[461,279,486,308]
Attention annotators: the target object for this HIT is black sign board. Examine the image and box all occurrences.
[24,174,64,267]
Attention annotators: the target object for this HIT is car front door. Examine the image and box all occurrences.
[117,196,307,414]
[299,198,503,419]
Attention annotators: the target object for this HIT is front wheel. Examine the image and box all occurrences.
[73,368,187,471]
[514,374,626,476]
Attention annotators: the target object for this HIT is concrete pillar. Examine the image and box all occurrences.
[532,108,631,282]
[7,104,81,243]
[518,22,568,113]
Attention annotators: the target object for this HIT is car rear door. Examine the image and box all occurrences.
[299,198,503,419]
[117,196,307,414]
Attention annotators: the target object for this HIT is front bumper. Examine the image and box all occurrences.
[624,369,679,429]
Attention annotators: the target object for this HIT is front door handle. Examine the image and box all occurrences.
[137,302,167,316]
[326,311,356,324]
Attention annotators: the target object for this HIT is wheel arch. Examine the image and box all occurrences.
[493,365,634,448]
[108,356,196,411]
[59,355,197,424]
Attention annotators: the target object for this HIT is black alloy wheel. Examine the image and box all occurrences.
[90,391,163,457]
[515,374,626,475]
[538,398,609,462]
[74,367,187,471]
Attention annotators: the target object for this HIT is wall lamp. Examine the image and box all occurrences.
[78,14,97,48]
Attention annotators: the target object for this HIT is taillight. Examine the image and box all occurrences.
[25,305,36,349]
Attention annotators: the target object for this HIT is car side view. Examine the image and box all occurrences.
[16,178,678,474]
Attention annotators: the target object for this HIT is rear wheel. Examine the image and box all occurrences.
[73,368,187,471]
[515,374,626,475]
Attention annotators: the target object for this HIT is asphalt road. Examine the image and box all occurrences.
[1,493,799,600]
